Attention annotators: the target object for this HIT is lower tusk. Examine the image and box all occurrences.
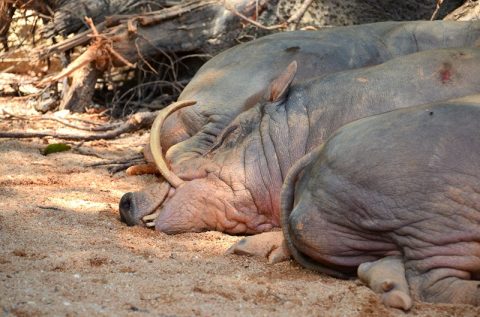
[140,181,171,228]
[143,210,161,222]
[145,221,156,228]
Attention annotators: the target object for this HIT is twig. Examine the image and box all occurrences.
[133,34,178,82]
[431,0,444,20]
[86,153,146,175]
[53,116,105,126]
[107,43,135,68]
[87,154,144,167]
[287,0,314,29]
[225,4,287,30]
[39,43,98,86]
[176,53,212,62]
[40,17,134,87]
[116,80,184,102]
[85,16,135,69]
[135,40,158,74]
[0,111,160,141]
[36,27,98,59]
[37,205,66,211]
[109,0,217,28]
[73,147,110,159]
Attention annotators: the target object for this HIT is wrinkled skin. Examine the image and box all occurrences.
[120,47,480,234]
[281,96,480,307]
[161,20,480,164]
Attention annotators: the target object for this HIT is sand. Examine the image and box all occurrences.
[1,99,479,317]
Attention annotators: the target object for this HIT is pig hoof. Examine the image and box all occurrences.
[267,245,291,264]
[381,288,413,311]
[226,231,290,263]
[358,256,412,311]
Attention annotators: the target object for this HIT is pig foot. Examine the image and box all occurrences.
[407,268,480,305]
[142,211,160,227]
[358,256,413,311]
[226,231,290,264]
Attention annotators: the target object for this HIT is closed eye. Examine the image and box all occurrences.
[209,124,240,153]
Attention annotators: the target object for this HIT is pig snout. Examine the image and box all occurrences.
[118,182,171,227]
[119,192,141,226]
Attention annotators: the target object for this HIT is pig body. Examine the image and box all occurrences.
[281,96,480,306]
[162,20,480,164]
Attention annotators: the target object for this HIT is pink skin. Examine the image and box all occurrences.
[154,174,274,234]
[159,109,193,153]
[153,144,278,233]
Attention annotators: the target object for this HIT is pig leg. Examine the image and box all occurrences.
[407,268,480,305]
[226,231,290,264]
[357,256,413,310]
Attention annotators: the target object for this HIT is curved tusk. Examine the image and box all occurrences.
[150,100,197,188]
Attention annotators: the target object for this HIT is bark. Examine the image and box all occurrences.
[59,62,100,112]
[0,2,15,51]
[39,0,178,38]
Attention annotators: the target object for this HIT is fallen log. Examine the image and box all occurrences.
[444,0,480,21]
[37,0,272,64]
[40,0,177,38]
[36,0,272,113]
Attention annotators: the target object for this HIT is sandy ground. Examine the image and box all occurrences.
[1,99,479,317]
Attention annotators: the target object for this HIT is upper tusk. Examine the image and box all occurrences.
[150,99,196,188]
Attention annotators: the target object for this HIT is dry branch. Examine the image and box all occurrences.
[0,110,159,140]
[86,153,148,174]
[1,110,122,132]
[87,154,144,167]
[287,0,314,29]
[431,0,445,20]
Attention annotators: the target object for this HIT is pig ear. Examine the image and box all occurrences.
[267,60,297,102]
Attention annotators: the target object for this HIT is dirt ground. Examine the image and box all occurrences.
[1,98,479,317]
